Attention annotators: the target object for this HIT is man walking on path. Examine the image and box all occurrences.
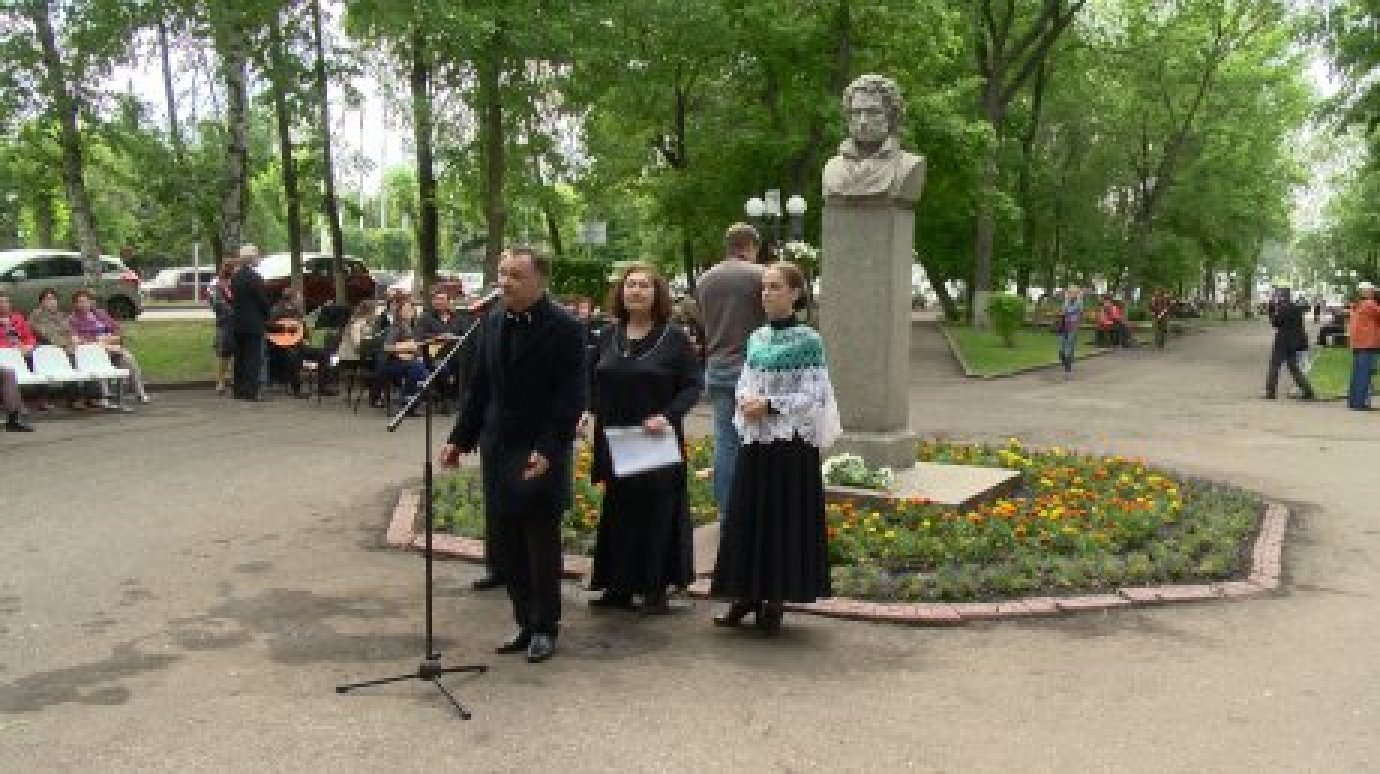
[230,244,272,401]
[1151,289,1172,349]
[1264,287,1316,401]
[1057,286,1083,376]
[1347,281,1380,411]
[695,223,766,523]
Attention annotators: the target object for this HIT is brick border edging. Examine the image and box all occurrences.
[386,489,1288,627]
[386,488,591,579]
[937,323,1112,381]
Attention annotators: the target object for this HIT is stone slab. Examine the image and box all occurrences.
[693,522,719,577]
[827,461,1021,512]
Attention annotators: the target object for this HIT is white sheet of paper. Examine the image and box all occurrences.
[604,425,682,477]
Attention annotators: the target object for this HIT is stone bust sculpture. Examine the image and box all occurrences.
[822,74,926,203]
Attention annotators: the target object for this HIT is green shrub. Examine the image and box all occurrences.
[986,293,1028,347]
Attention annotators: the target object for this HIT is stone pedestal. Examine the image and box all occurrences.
[820,198,916,470]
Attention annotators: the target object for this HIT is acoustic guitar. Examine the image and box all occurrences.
[267,319,306,348]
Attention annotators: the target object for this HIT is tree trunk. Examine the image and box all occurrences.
[30,0,100,278]
[682,236,696,295]
[34,192,54,247]
[410,23,439,294]
[309,0,347,303]
[269,17,305,301]
[918,255,959,321]
[477,29,506,286]
[217,17,250,258]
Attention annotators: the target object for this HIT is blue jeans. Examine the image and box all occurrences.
[382,358,428,401]
[1059,331,1077,372]
[1348,349,1376,409]
[708,382,741,522]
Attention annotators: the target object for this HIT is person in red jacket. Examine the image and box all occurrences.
[1347,281,1380,411]
[0,292,37,354]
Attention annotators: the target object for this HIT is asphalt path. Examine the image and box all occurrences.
[1,320,1377,772]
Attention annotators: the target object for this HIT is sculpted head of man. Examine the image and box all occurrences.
[843,74,903,149]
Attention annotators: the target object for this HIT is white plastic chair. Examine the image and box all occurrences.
[29,345,88,386]
[74,344,130,381]
[0,347,45,387]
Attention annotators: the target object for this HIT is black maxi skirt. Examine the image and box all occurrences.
[588,464,694,595]
[711,437,831,604]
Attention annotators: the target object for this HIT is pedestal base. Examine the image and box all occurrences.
[829,429,919,472]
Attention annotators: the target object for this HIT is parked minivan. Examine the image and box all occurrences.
[143,267,217,302]
[0,249,143,319]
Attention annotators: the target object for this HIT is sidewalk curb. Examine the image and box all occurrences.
[937,324,1112,381]
[386,488,1289,627]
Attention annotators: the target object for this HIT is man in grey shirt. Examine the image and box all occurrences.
[695,223,766,522]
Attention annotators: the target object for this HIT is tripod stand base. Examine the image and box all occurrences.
[337,658,488,719]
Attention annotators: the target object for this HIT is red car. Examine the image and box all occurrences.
[259,252,376,311]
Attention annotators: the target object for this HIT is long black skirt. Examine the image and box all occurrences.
[589,464,694,595]
[711,437,831,604]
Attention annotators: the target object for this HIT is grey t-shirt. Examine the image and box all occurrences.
[695,259,765,382]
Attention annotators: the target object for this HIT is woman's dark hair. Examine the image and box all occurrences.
[767,260,810,311]
[71,288,94,304]
[607,264,673,325]
[218,259,238,281]
[38,287,59,303]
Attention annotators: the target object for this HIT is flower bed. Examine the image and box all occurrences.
[432,437,1265,602]
[432,438,718,555]
[829,439,1262,601]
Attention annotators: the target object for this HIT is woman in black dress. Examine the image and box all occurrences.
[710,261,839,634]
[579,265,703,614]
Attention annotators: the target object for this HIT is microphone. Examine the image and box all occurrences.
[468,287,503,312]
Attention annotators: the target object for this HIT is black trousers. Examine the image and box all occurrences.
[480,451,562,636]
[1267,348,1314,398]
[492,510,563,637]
[232,330,264,398]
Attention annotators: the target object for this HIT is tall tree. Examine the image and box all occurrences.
[309,0,346,301]
[27,0,101,276]
[969,0,1087,323]
[409,16,438,292]
[267,7,305,300]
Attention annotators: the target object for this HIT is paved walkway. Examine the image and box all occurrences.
[2,320,1377,772]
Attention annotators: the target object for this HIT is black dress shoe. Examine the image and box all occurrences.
[495,630,531,654]
[756,602,783,635]
[639,594,672,616]
[5,417,34,432]
[588,591,635,611]
[471,575,504,591]
[525,634,556,663]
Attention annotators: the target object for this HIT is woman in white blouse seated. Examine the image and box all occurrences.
[709,261,840,635]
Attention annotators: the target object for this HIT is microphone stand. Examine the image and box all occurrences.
[336,311,487,719]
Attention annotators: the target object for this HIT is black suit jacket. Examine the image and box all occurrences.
[230,265,271,334]
[1270,301,1308,354]
[449,296,587,517]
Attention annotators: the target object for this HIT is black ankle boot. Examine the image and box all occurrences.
[713,601,755,627]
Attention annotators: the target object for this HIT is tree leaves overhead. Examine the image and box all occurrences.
[0,0,1321,308]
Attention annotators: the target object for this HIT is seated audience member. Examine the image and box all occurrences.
[27,287,103,410]
[336,299,377,364]
[0,292,37,355]
[415,289,474,404]
[2,364,33,431]
[265,289,332,398]
[380,299,430,414]
[68,289,151,404]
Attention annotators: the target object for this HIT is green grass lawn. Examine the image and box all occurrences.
[1309,346,1355,400]
[944,324,1100,377]
[121,320,216,383]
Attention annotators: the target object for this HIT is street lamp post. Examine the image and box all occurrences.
[744,189,808,261]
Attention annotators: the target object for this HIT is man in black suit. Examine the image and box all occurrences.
[1265,287,1316,400]
[230,244,272,400]
[439,246,586,663]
